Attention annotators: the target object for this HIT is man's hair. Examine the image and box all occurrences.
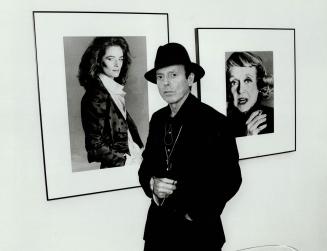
[78,37,131,88]
[184,63,192,79]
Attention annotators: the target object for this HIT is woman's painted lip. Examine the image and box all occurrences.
[238,98,248,105]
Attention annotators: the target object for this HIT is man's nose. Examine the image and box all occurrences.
[163,76,170,86]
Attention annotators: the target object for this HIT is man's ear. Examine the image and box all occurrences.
[187,73,195,86]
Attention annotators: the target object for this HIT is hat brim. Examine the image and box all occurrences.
[144,63,205,84]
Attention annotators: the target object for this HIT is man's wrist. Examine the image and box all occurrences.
[150,177,163,206]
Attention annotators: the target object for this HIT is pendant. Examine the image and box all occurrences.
[166,162,172,172]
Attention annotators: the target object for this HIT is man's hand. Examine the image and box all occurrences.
[245,110,267,136]
[151,177,177,199]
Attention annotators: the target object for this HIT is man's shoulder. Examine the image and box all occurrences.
[150,106,169,121]
[196,99,227,122]
[191,99,232,136]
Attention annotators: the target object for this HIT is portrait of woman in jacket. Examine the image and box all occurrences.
[78,37,143,169]
[226,51,274,137]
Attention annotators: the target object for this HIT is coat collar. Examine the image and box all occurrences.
[164,93,199,124]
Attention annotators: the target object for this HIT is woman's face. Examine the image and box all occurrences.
[229,66,259,113]
[101,46,124,78]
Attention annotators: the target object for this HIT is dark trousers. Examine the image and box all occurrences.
[143,203,223,251]
[144,240,221,251]
[143,218,222,251]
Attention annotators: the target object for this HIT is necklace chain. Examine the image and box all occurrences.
[164,124,183,171]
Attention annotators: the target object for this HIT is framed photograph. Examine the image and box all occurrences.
[195,28,296,160]
[33,11,169,200]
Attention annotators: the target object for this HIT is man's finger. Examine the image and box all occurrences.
[158,178,177,184]
[156,182,176,191]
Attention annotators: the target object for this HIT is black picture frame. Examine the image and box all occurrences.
[33,11,169,200]
[195,28,296,160]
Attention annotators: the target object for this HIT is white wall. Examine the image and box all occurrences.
[2,0,327,250]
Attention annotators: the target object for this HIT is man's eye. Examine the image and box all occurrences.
[169,73,177,79]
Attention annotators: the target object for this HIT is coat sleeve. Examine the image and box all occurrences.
[183,116,242,220]
[138,115,157,198]
[81,90,126,167]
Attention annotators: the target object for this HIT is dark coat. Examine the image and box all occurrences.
[81,79,143,168]
[227,101,274,137]
[138,94,242,249]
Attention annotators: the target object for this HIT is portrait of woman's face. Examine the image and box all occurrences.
[229,66,259,113]
[101,45,124,78]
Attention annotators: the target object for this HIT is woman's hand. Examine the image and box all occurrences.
[245,110,267,136]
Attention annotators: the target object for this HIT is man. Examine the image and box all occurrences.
[138,43,242,251]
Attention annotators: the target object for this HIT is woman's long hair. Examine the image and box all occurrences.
[78,37,131,89]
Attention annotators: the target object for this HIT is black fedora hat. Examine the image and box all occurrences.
[144,43,205,84]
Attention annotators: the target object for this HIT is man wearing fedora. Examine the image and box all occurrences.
[138,43,242,251]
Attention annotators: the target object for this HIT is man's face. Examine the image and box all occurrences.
[101,46,124,79]
[156,65,193,106]
[228,66,259,113]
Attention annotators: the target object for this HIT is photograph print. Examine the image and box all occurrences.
[196,28,295,160]
[64,36,148,173]
[33,11,169,200]
[225,51,274,138]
